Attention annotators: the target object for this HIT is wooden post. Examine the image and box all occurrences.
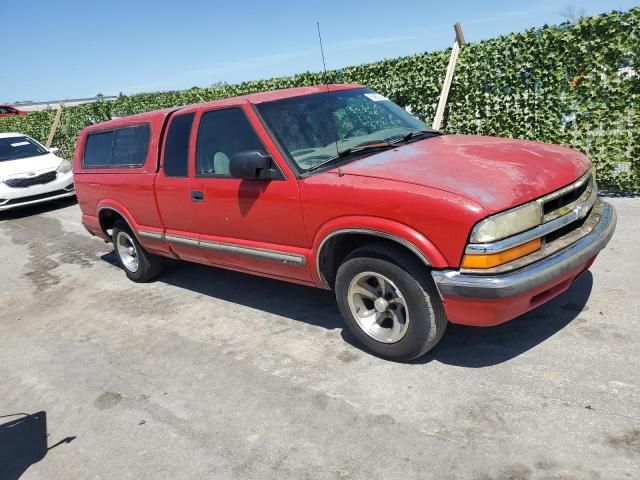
[46,103,64,148]
[432,22,465,130]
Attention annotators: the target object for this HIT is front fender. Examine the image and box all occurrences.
[310,215,449,287]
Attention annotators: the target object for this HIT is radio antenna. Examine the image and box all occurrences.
[316,21,341,172]
[316,22,329,85]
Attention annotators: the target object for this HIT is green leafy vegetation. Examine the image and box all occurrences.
[2,7,638,191]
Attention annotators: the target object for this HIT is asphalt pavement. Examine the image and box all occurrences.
[0,196,638,479]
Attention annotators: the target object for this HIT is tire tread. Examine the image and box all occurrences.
[112,220,163,282]
[341,241,447,360]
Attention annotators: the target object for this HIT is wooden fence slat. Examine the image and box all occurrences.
[45,103,64,148]
[432,23,465,130]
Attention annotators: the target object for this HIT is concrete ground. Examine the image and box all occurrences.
[0,197,638,480]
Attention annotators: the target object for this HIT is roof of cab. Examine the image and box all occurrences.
[81,84,363,134]
[82,107,177,134]
[186,83,363,109]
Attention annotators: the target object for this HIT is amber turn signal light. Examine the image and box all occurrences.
[461,238,542,269]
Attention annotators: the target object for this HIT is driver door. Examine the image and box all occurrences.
[189,103,311,283]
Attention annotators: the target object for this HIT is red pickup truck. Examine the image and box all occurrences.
[74,84,616,361]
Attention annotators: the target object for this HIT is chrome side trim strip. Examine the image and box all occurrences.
[138,230,163,241]
[433,202,616,299]
[157,232,306,266]
[465,183,598,255]
[199,240,306,266]
[316,228,432,288]
[164,234,199,247]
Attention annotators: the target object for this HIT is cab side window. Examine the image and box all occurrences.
[196,108,265,177]
[163,113,194,177]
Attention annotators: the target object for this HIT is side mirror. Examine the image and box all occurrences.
[49,147,59,154]
[229,150,282,180]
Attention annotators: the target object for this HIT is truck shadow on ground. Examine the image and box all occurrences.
[416,272,593,367]
[102,253,592,367]
[0,412,75,480]
[0,197,77,221]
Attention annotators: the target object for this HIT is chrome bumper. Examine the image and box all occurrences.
[431,201,617,299]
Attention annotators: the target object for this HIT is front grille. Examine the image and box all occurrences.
[543,178,590,216]
[4,171,57,188]
[544,211,589,244]
[541,171,596,245]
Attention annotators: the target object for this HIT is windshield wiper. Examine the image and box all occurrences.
[390,129,443,145]
[306,141,394,172]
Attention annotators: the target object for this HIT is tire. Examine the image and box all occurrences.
[112,220,164,282]
[335,242,447,361]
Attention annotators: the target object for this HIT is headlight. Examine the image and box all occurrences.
[57,159,72,174]
[470,201,542,243]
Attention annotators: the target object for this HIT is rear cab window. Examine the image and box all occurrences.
[163,113,195,177]
[83,124,151,168]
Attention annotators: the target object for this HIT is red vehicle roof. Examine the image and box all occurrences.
[82,107,177,134]
[204,83,362,105]
[173,83,363,113]
[82,84,363,133]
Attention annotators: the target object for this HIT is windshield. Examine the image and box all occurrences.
[0,136,48,162]
[256,88,429,172]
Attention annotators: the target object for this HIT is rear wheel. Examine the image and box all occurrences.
[112,220,163,282]
[335,242,447,361]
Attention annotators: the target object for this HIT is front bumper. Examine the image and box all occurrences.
[0,171,75,211]
[431,201,616,325]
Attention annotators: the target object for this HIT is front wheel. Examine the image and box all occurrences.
[112,220,164,282]
[335,243,447,361]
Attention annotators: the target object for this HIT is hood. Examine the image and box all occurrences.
[0,153,63,178]
[337,135,591,213]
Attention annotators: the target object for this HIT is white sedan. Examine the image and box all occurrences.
[0,132,75,211]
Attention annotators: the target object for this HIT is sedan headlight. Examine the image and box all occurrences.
[470,201,542,243]
[57,159,72,174]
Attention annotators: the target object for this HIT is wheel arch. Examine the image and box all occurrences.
[97,202,140,242]
[313,219,448,289]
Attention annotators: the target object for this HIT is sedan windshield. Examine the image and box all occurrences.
[256,88,432,172]
[0,136,48,162]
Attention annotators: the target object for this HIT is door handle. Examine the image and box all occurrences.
[190,190,204,202]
